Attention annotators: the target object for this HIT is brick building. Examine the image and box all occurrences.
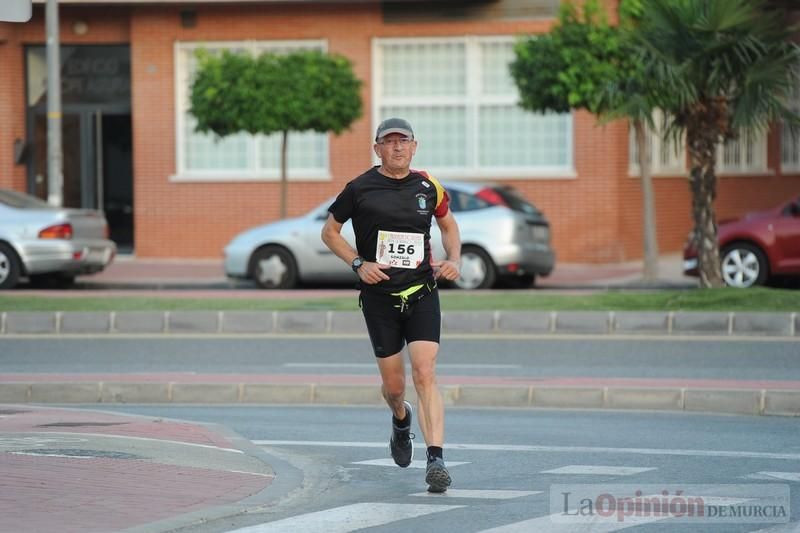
[1,0,798,262]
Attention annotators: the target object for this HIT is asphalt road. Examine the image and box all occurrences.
[82,405,800,533]
[2,336,798,381]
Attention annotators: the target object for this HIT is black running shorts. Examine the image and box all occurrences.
[360,287,441,358]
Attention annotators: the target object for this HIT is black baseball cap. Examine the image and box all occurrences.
[375,117,414,141]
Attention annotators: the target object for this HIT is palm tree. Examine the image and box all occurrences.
[635,0,800,288]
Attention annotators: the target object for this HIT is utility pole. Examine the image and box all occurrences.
[46,0,63,206]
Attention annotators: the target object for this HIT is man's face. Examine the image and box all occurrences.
[374,133,417,168]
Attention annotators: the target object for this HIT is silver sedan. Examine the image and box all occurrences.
[224,181,555,290]
[0,189,117,289]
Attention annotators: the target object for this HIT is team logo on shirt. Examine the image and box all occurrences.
[415,193,429,215]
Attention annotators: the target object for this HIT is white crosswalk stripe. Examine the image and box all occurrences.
[351,458,470,469]
[409,489,542,499]
[541,465,656,476]
[477,496,753,533]
[745,472,800,482]
[226,503,464,532]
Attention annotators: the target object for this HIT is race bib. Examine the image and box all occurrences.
[376,230,424,269]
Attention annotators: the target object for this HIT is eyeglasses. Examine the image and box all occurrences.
[377,137,413,147]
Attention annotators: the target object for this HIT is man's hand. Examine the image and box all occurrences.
[432,259,460,281]
[358,262,391,284]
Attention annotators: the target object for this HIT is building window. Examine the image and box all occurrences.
[373,37,573,178]
[629,112,686,176]
[781,79,800,172]
[174,40,329,181]
[717,129,768,175]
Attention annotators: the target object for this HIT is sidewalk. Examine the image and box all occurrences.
[0,404,289,533]
[56,253,697,294]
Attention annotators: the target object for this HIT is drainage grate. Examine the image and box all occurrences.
[36,422,130,428]
[9,449,141,459]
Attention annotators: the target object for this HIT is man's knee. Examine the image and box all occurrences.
[382,376,406,399]
[412,363,437,388]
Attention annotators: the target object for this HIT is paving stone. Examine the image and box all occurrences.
[532,387,604,408]
[613,312,669,335]
[684,389,760,415]
[442,312,494,334]
[731,313,793,336]
[113,312,166,334]
[168,312,220,334]
[606,387,683,410]
[554,312,611,334]
[221,311,273,334]
[496,311,551,334]
[242,384,313,404]
[275,311,327,334]
[30,383,100,403]
[763,390,800,416]
[673,312,730,335]
[6,312,56,334]
[458,386,530,407]
[171,383,240,403]
[61,312,111,334]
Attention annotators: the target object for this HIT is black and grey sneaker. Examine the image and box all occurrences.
[425,456,451,493]
[389,400,414,468]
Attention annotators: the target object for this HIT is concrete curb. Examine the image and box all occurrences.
[1,310,798,337]
[2,382,798,416]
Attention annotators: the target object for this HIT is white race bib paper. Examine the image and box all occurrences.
[376,230,424,269]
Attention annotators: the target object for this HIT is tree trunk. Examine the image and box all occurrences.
[686,123,724,288]
[634,119,659,282]
[280,130,288,219]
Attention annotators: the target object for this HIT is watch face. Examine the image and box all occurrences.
[352,257,363,271]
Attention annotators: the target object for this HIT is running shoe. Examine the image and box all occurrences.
[425,456,451,493]
[389,400,414,467]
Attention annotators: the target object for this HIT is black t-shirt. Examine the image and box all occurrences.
[328,166,450,294]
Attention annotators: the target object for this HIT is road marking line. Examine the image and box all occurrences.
[352,458,470,469]
[541,466,656,476]
[477,513,672,532]
[748,522,800,532]
[225,502,464,532]
[15,431,244,453]
[409,489,542,499]
[254,440,800,461]
[283,363,522,369]
[477,497,752,533]
[746,472,800,482]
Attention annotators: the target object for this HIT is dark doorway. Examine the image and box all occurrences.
[25,45,134,252]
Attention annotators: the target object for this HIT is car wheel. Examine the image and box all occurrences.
[454,245,496,290]
[0,243,21,290]
[250,246,298,289]
[721,243,768,288]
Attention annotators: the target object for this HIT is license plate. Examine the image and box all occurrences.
[531,225,548,241]
[683,258,698,270]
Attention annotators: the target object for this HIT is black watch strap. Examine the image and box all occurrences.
[351,256,364,272]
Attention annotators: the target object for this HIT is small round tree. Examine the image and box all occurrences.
[190,49,363,218]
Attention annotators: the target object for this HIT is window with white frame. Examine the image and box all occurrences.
[781,78,800,172]
[629,112,686,175]
[373,37,573,177]
[717,128,768,174]
[175,40,328,180]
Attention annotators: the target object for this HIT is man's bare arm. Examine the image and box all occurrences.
[320,213,390,284]
[432,211,461,281]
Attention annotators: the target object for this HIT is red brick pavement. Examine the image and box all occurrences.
[0,454,271,533]
[0,406,235,449]
[0,406,274,533]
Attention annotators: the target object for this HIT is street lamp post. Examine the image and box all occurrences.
[46,0,63,207]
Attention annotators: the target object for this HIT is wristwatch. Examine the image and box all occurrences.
[351,256,365,272]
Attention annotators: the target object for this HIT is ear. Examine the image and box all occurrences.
[373,144,381,157]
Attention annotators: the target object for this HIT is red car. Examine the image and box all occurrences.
[683,195,800,288]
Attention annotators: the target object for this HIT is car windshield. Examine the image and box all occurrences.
[0,189,50,209]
